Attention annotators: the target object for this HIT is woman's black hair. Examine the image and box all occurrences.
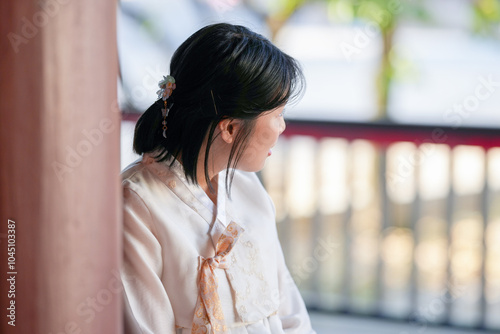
[133,23,304,194]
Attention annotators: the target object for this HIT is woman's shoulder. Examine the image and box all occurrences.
[121,157,143,179]
[121,155,170,193]
[121,157,148,186]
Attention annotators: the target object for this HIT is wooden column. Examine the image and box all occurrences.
[0,0,121,333]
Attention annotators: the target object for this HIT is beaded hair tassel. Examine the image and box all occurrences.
[156,75,176,138]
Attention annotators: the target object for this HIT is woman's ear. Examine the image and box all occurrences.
[218,118,240,144]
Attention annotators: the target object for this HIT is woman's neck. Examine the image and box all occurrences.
[198,172,218,206]
[181,130,231,206]
[195,150,226,206]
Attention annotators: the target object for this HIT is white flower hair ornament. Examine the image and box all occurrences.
[156,75,176,138]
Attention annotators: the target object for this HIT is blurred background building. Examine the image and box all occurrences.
[118,0,500,332]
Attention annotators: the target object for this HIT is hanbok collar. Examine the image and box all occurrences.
[142,152,244,247]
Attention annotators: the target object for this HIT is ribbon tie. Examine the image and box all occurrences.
[191,222,244,334]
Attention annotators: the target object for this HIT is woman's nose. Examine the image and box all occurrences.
[279,117,286,135]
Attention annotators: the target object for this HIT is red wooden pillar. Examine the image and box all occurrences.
[0,0,121,333]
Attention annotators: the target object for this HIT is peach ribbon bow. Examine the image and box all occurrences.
[191,222,244,334]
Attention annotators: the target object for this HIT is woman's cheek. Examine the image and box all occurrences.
[237,145,267,172]
[254,124,276,148]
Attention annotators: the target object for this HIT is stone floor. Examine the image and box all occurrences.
[309,313,496,334]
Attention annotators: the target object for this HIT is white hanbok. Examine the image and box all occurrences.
[121,153,316,334]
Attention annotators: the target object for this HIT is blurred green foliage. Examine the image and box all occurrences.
[472,0,500,35]
[256,0,499,119]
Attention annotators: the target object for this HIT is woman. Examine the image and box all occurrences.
[121,23,315,334]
